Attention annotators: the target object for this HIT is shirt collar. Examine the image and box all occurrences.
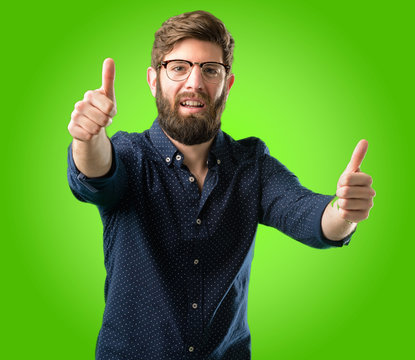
[149,118,178,166]
[149,117,231,168]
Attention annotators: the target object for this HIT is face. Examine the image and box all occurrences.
[148,38,235,145]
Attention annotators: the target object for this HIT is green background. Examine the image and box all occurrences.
[2,0,413,359]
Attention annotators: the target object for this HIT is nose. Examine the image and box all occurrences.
[184,64,205,91]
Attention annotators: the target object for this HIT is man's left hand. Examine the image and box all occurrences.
[335,139,376,224]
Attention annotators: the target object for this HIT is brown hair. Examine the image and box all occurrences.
[151,10,235,72]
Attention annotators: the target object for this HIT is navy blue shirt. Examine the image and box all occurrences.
[67,119,351,360]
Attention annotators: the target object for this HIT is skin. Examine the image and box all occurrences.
[68,58,115,177]
[68,40,375,241]
[321,139,376,240]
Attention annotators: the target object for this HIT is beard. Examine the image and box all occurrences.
[155,77,227,145]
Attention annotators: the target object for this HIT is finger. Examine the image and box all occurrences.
[68,121,95,142]
[74,101,112,127]
[84,90,116,117]
[102,58,116,101]
[338,172,373,187]
[345,139,368,173]
[338,208,370,223]
[336,185,376,199]
[72,114,102,136]
[338,198,373,210]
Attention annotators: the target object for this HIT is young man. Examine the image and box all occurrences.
[67,10,375,360]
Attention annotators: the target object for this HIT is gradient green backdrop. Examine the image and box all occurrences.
[2,0,413,359]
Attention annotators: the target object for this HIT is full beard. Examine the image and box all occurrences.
[155,78,227,145]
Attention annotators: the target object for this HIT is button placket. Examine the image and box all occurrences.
[185,215,205,347]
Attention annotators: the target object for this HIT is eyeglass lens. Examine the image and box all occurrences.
[166,61,225,83]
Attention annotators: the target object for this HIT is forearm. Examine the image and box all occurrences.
[321,198,357,241]
[72,128,112,178]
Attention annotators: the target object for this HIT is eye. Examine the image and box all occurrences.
[203,66,220,76]
[168,61,189,73]
[172,66,186,72]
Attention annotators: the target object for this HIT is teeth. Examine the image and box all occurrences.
[181,100,203,107]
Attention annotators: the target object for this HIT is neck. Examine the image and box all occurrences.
[162,129,214,174]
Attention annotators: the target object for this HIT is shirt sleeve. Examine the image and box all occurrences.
[66,132,129,212]
[259,145,353,249]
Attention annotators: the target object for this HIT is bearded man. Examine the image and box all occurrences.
[67,10,375,360]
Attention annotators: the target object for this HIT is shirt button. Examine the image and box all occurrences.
[165,157,171,163]
[189,176,195,182]
[217,159,221,165]
[176,154,182,161]
[189,346,194,352]
[196,218,202,225]
[192,303,198,309]
[194,259,199,265]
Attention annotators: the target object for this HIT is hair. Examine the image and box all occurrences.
[151,10,235,73]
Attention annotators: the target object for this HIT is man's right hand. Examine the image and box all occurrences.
[68,59,116,178]
[68,58,117,141]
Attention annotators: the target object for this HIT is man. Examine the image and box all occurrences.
[67,10,375,360]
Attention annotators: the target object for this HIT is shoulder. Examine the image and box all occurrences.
[222,131,269,162]
[110,130,151,151]
[109,130,154,164]
[110,130,147,145]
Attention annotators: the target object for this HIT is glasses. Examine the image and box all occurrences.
[158,59,230,84]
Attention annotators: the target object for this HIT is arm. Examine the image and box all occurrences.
[67,58,128,210]
[260,147,341,249]
[321,140,375,241]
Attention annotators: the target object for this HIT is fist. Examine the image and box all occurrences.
[335,139,376,223]
[68,58,117,141]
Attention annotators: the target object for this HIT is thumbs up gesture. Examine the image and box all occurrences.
[335,140,376,223]
[68,58,117,141]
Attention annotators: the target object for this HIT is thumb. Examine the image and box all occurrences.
[101,58,116,101]
[344,139,369,173]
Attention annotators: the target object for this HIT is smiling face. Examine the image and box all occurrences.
[148,38,235,145]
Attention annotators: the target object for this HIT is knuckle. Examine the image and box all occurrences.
[342,186,351,197]
[71,108,82,120]
[342,199,349,208]
[92,124,101,134]
[98,115,108,127]
[74,100,84,110]
[84,90,94,101]
[339,209,348,219]
[67,122,73,132]
[104,102,114,115]
[83,132,93,141]
[342,174,352,185]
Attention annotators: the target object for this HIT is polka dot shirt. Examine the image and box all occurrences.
[67,118,351,360]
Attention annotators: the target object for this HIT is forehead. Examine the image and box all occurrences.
[164,38,223,63]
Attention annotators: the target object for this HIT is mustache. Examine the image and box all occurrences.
[174,91,210,106]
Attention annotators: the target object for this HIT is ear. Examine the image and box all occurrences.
[225,73,235,101]
[147,67,158,97]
